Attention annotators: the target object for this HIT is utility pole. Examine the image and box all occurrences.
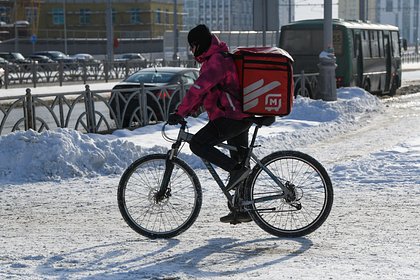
[317,0,337,101]
[14,1,18,52]
[63,0,67,54]
[414,0,419,53]
[173,0,179,61]
[106,0,113,64]
[262,0,267,46]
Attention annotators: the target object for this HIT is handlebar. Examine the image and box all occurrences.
[162,118,190,144]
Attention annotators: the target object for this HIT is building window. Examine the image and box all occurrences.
[0,7,10,22]
[130,8,140,24]
[52,8,64,25]
[25,7,38,24]
[156,9,161,24]
[385,0,393,12]
[80,9,91,25]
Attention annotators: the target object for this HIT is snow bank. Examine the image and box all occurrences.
[0,129,143,182]
[0,88,382,183]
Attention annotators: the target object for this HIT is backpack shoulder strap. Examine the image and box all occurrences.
[216,51,240,101]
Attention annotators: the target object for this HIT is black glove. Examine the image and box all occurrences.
[167,113,184,125]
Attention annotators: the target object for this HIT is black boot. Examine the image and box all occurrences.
[220,211,252,224]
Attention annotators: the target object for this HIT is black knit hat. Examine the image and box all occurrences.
[188,24,212,57]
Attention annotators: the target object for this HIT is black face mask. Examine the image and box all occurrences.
[190,43,202,57]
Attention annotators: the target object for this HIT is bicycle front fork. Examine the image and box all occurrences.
[155,150,175,203]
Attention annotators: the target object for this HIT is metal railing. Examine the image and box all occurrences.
[402,52,420,64]
[0,83,191,135]
[0,72,317,136]
[0,59,197,89]
[1,51,419,89]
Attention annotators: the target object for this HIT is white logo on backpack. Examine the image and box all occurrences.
[243,79,282,112]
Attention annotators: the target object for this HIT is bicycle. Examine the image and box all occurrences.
[117,116,333,239]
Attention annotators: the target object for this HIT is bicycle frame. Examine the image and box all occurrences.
[158,121,294,208]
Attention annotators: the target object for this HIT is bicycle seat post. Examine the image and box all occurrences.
[249,124,261,150]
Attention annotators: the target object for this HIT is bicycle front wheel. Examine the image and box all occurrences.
[245,151,333,237]
[117,154,202,239]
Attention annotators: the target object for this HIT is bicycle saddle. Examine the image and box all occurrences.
[246,116,276,126]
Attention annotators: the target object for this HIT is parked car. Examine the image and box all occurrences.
[109,67,199,127]
[114,53,146,62]
[114,53,147,67]
[26,54,58,71]
[0,57,19,72]
[0,52,31,71]
[70,53,101,69]
[27,54,55,64]
[71,53,100,63]
[32,51,77,70]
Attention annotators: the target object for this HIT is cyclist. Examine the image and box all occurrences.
[168,24,253,224]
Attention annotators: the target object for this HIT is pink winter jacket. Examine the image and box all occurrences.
[177,35,250,121]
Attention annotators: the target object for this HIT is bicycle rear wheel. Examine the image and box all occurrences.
[245,150,333,237]
[117,154,202,239]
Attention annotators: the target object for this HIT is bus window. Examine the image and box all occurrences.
[391,31,400,57]
[362,30,371,58]
[378,31,384,57]
[352,30,356,57]
[281,30,324,55]
[370,31,379,57]
[281,29,344,56]
[332,30,343,55]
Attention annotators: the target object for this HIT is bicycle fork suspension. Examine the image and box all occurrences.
[155,150,175,203]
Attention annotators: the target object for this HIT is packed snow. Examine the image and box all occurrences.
[0,87,419,279]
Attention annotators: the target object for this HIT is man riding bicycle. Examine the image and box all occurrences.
[168,24,253,224]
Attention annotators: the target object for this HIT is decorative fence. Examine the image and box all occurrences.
[0,83,190,135]
[0,59,197,89]
[0,72,316,136]
[1,50,419,89]
[402,52,420,64]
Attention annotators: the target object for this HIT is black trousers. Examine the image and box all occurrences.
[189,117,252,172]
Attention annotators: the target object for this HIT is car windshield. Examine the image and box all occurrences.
[125,72,175,84]
[48,52,67,59]
[13,53,25,60]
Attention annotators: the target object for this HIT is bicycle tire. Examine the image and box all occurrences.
[245,150,333,237]
[117,154,202,239]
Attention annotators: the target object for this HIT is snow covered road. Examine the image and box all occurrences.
[0,89,419,279]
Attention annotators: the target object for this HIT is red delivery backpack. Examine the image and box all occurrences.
[231,47,294,116]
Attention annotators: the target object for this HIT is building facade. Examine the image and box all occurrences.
[378,0,419,45]
[279,0,295,26]
[0,0,183,40]
[338,0,378,21]
[182,0,253,31]
[183,0,294,32]
[338,0,419,45]
[0,0,297,41]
